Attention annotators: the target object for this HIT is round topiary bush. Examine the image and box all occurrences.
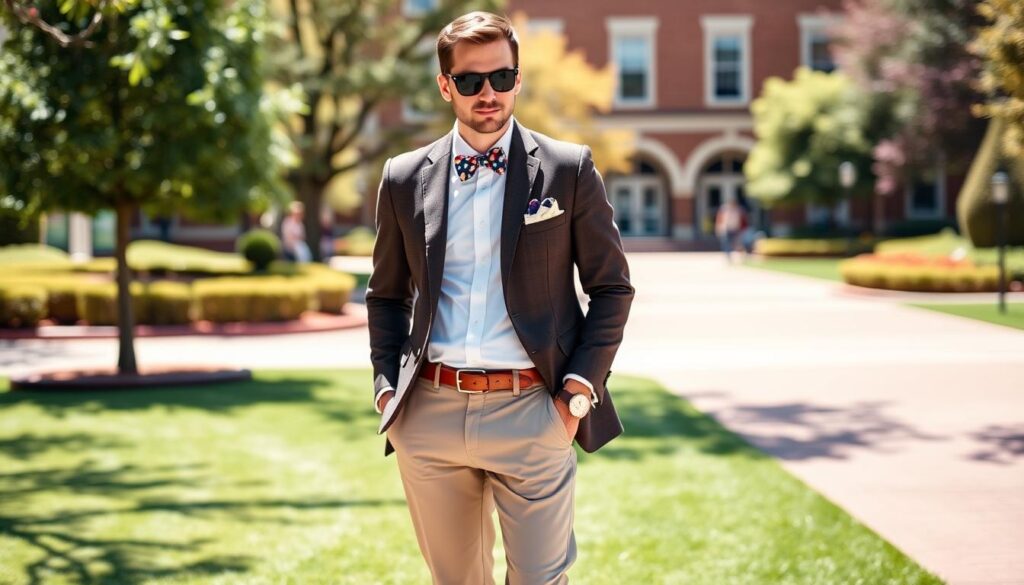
[236,229,282,271]
[956,117,1024,248]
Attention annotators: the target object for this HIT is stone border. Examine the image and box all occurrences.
[10,365,253,391]
[0,304,367,340]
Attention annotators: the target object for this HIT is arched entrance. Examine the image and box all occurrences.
[695,151,764,239]
[607,159,670,237]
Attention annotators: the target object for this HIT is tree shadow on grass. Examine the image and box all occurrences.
[0,373,345,415]
[0,455,403,585]
[585,379,769,462]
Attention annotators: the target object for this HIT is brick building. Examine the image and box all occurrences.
[378,0,958,251]
[8,1,959,253]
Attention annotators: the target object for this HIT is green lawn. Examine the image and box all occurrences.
[742,257,844,282]
[909,302,1024,332]
[0,370,941,584]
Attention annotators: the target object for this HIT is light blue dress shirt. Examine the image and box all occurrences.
[374,116,596,413]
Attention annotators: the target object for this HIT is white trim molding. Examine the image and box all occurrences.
[680,133,757,196]
[607,16,659,109]
[595,112,753,134]
[797,13,843,72]
[700,15,754,108]
[527,18,565,36]
[633,137,686,198]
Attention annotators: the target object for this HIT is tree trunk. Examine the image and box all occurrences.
[115,199,138,375]
[297,177,325,263]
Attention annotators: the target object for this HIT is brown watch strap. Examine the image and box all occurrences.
[556,388,577,405]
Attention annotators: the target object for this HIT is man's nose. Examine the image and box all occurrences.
[478,77,497,99]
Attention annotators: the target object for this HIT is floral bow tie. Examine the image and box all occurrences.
[454,146,507,182]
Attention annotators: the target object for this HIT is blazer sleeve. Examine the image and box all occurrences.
[565,145,635,404]
[365,157,413,400]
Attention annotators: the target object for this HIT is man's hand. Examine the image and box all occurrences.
[377,390,395,414]
[552,378,592,440]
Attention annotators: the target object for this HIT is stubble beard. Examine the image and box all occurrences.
[457,99,513,135]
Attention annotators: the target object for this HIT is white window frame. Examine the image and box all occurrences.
[701,15,753,108]
[527,18,565,36]
[798,13,842,72]
[609,175,667,237]
[607,17,658,110]
[905,154,947,220]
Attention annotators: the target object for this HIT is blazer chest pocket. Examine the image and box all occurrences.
[522,211,569,234]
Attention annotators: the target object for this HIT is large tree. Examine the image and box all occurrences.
[266,0,501,261]
[0,0,286,374]
[971,0,1024,157]
[833,0,987,196]
[744,67,875,213]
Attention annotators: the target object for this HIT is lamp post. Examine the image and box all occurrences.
[839,161,857,255]
[991,170,1009,314]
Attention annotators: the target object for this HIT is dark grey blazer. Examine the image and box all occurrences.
[366,121,634,457]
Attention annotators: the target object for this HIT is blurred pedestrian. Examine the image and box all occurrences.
[281,201,312,263]
[715,197,747,263]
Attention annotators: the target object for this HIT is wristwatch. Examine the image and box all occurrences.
[556,388,592,419]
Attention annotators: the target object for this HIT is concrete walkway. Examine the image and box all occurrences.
[1,253,1022,584]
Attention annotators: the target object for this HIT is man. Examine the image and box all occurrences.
[367,11,633,584]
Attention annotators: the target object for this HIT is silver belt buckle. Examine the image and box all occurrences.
[455,368,487,393]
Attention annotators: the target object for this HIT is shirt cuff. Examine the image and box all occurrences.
[562,374,598,406]
[374,386,394,415]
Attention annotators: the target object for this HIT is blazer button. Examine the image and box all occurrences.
[530,349,538,355]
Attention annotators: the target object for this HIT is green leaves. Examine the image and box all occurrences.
[0,0,288,220]
[745,68,875,207]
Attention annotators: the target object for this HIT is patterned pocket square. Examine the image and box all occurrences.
[524,197,565,225]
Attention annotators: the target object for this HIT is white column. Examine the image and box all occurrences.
[68,212,93,262]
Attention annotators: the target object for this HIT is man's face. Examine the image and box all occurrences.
[437,39,521,136]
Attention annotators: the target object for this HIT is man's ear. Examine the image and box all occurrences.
[437,73,452,102]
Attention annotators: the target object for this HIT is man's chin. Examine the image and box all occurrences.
[463,113,509,134]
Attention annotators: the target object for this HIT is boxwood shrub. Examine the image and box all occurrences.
[0,284,47,328]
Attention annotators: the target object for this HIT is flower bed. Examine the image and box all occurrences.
[839,253,1006,292]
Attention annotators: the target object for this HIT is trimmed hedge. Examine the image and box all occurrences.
[77,281,193,326]
[840,254,1002,292]
[193,277,314,322]
[755,237,875,257]
[0,284,47,328]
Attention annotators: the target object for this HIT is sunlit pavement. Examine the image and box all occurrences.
[2,252,1022,584]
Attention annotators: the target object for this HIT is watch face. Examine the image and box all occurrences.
[569,393,590,417]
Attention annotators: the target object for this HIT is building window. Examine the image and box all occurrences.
[701,15,753,107]
[798,14,842,73]
[402,0,435,17]
[607,17,658,109]
[905,155,946,219]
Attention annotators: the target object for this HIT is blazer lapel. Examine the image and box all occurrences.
[500,123,541,286]
[419,131,453,313]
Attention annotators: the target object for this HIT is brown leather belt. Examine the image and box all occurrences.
[419,362,543,392]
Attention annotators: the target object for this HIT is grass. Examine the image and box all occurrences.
[0,370,941,584]
[908,302,1024,332]
[742,257,844,282]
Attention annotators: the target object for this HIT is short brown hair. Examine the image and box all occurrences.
[436,11,519,75]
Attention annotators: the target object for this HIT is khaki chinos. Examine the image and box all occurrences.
[386,375,578,585]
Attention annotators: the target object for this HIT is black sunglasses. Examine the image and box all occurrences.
[445,67,519,96]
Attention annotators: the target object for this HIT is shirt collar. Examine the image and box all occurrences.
[451,115,516,169]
